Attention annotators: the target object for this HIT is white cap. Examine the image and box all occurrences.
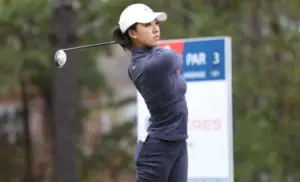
[118,4,167,33]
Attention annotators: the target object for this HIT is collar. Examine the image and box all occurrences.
[131,46,158,61]
[131,46,158,54]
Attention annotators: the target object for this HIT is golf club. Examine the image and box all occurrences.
[54,41,117,68]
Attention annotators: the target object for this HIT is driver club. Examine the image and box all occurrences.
[54,41,117,68]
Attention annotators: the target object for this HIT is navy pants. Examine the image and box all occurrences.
[134,136,188,182]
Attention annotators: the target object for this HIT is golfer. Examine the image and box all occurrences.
[113,3,188,182]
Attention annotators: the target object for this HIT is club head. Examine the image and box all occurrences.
[54,50,67,68]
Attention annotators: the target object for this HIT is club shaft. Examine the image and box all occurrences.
[63,41,116,51]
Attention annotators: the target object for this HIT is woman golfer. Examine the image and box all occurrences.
[113,3,188,182]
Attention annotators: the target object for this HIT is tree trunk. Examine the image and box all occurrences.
[21,78,34,182]
[181,0,192,36]
[49,0,80,182]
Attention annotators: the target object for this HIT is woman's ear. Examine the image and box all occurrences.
[128,29,138,39]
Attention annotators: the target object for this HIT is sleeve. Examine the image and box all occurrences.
[146,48,183,74]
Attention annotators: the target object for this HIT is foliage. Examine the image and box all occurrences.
[80,119,136,182]
[0,108,25,182]
[0,0,300,181]
[0,0,114,181]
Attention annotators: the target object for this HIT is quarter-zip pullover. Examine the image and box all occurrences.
[128,46,188,141]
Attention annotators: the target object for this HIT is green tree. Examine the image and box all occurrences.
[81,119,136,182]
[94,0,300,181]
[0,0,114,181]
[1,0,300,181]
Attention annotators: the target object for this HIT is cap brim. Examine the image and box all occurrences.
[137,12,167,24]
[154,12,167,21]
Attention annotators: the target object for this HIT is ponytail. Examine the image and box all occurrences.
[112,24,137,51]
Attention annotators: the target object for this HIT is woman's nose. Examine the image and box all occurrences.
[152,24,159,33]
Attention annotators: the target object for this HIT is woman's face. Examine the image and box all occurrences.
[129,20,160,48]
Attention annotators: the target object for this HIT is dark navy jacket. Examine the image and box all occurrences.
[128,46,188,141]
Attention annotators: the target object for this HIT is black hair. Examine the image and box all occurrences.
[112,23,137,51]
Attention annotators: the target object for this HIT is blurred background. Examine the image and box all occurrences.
[0,0,299,182]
